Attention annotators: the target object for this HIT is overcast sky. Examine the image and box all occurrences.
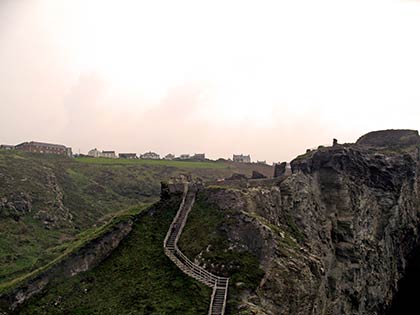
[1,0,420,162]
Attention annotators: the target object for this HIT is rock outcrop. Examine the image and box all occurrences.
[34,171,73,229]
[356,129,420,148]
[274,162,287,178]
[252,171,267,179]
[0,193,32,221]
[180,130,420,315]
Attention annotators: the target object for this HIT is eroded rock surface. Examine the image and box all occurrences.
[181,130,420,315]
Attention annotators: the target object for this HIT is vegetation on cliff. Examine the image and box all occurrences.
[16,196,210,315]
[0,150,271,293]
[178,190,266,314]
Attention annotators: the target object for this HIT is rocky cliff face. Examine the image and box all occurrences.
[180,130,420,315]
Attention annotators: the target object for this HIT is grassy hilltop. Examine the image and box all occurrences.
[0,150,272,293]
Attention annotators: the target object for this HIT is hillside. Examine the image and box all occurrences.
[10,195,211,315]
[4,130,420,315]
[0,150,272,292]
[11,129,420,315]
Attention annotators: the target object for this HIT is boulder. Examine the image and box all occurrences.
[251,171,267,179]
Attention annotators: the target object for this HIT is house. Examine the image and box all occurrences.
[88,148,102,158]
[164,153,175,160]
[233,154,251,163]
[256,160,267,165]
[179,154,190,160]
[0,144,15,150]
[192,153,206,160]
[119,153,137,159]
[15,141,72,157]
[140,151,160,160]
[88,149,117,158]
[102,151,117,159]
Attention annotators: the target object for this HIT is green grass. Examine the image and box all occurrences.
[17,197,211,315]
[178,193,265,314]
[0,150,272,297]
[0,205,149,294]
[0,217,66,285]
[75,157,228,169]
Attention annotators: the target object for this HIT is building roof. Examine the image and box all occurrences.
[102,151,116,154]
[16,141,67,149]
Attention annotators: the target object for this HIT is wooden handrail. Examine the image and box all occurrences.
[163,182,229,315]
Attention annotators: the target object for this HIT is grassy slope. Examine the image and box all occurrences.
[0,150,271,292]
[178,191,265,314]
[0,206,147,294]
[17,197,211,315]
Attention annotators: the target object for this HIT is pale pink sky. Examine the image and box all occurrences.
[1,0,420,162]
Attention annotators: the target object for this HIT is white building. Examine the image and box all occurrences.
[233,154,251,163]
[179,154,190,160]
[88,148,102,158]
[102,151,117,158]
[88,149,117,158]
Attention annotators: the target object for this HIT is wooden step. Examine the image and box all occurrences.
[164,184,229,315]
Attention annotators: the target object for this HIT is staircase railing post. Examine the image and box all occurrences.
[163,181,229,315]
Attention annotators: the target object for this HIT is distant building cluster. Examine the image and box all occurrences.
[0,141,258,164]
[86,149,208,161]
[0,141,72,157]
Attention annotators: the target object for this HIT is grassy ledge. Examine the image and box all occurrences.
[0,205,148,294]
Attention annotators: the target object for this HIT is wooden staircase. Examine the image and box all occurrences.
[163,183,229,315]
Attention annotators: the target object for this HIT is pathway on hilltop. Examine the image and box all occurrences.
[163,182,229,315]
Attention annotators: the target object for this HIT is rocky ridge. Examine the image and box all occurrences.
[179,130,420,314]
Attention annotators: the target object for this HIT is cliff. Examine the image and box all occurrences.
[8,129,420,314]
[178,130,420,314]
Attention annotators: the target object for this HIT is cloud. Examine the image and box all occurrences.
[1,0,420,162]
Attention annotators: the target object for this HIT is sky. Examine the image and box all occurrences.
[1,0,420,163]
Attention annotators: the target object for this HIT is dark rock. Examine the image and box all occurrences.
[356,129,420,147]
[274,162,287,178]
[225,173,248,181]
[0,193,32,221]
[251,171,267,179]
[183,135,420,315]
